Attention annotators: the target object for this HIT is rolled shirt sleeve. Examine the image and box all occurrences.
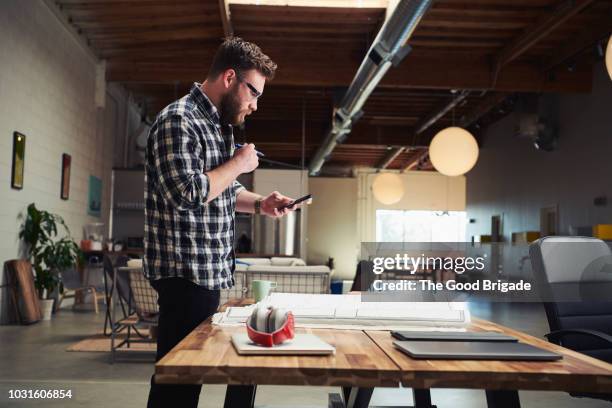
[152,114,210,210]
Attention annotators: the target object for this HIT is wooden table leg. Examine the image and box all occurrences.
[224,384,257,408]
[342,387,373,408]
[413,388,436,408]
[485,390,520,408]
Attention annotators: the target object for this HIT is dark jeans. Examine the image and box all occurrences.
[147,277,220,408]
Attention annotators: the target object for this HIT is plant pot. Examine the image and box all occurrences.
[39,299,54,321]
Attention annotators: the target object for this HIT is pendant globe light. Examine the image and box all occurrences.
[606,35,612,81]
[429,126,479,176]
[372,173,404,205]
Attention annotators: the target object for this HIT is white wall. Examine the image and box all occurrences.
[0,1,138,323]
[307,177,359,280]
[466,63,612,242]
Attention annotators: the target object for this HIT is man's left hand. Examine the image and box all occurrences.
[260,191,298,218]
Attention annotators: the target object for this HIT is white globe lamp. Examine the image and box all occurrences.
[429,126,479,176]
[372,173,404,205]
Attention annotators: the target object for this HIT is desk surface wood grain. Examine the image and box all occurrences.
[156,325,400,387]
[367,318,612,392]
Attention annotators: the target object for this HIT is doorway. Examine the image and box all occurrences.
[540,206,558,237]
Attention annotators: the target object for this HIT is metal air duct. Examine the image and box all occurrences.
[308,0,433,175]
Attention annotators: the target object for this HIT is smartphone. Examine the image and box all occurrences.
[278,194,312,210]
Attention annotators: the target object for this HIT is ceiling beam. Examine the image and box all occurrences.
[376,147,405,169]
[219,0,234,37]
[107,56,593,93]
[542,16,612,71]
[374,91,471,162]
[493,0,596,71]
[365,115,420,126]
[238,119,416,146]
[402,149,429,172]
[413,90,470,135]
[459,92,510,129]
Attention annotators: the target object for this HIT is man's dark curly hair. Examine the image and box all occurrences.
[208,37,277,80]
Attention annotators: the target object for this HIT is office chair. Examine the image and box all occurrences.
[530,236,612,401]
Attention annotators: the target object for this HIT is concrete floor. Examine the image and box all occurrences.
[0,302,610,407]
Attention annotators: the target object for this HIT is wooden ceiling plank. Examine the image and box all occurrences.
[60,1,217,12]
[418,15,530,31]
[428,4,546,16]
[91,29,224,47]
[235,25,374,34]
[58,0,211,4]
[76,15,220,31]
[84,24,222,40]
[494,0,596,68]
[413,27,517,39]
[409,38,505,48]
[432,0,563,6]
[64,5,217,20]
[230,4,385,15]
[71,11,220,24]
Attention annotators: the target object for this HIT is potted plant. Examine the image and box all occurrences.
[19,203,82,320]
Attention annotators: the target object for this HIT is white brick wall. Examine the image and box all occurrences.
[0,1,138,323]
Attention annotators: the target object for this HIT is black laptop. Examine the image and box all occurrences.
[393,340,562,361]
[391,330,518,342]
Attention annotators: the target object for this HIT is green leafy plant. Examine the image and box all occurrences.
[19,203,83,299]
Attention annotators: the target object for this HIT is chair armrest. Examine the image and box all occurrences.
[546,329,612,346]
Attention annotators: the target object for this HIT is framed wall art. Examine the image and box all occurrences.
[88,175,102,217]
[11,132,26,190]
[61,153,71,200]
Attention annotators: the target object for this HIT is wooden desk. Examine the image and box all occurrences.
[155,305,612,408]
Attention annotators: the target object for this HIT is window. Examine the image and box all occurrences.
[376,210,467,242]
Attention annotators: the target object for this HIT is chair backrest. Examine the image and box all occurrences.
[103,255,130,304]
[243,269,330,298]
[351,260,374,292]
[529,236,612,350]
[125,268,158,320]
[59,265,83,291]
[220,270,246,305]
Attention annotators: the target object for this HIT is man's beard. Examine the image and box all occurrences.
[220,86,243,127]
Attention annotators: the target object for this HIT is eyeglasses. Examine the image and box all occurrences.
[236,74,262,100]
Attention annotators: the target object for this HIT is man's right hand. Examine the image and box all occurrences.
[233,143,259,174]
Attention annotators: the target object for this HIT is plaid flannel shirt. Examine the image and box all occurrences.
[143,83,245,289]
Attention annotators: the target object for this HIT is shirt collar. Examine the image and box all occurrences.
[190,83,221,125]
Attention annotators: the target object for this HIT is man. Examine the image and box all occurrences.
[144,37,297,407]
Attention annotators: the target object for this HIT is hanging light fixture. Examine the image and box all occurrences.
[606,35,612,81]
[429,127,479,176]
[372,173,405,205]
